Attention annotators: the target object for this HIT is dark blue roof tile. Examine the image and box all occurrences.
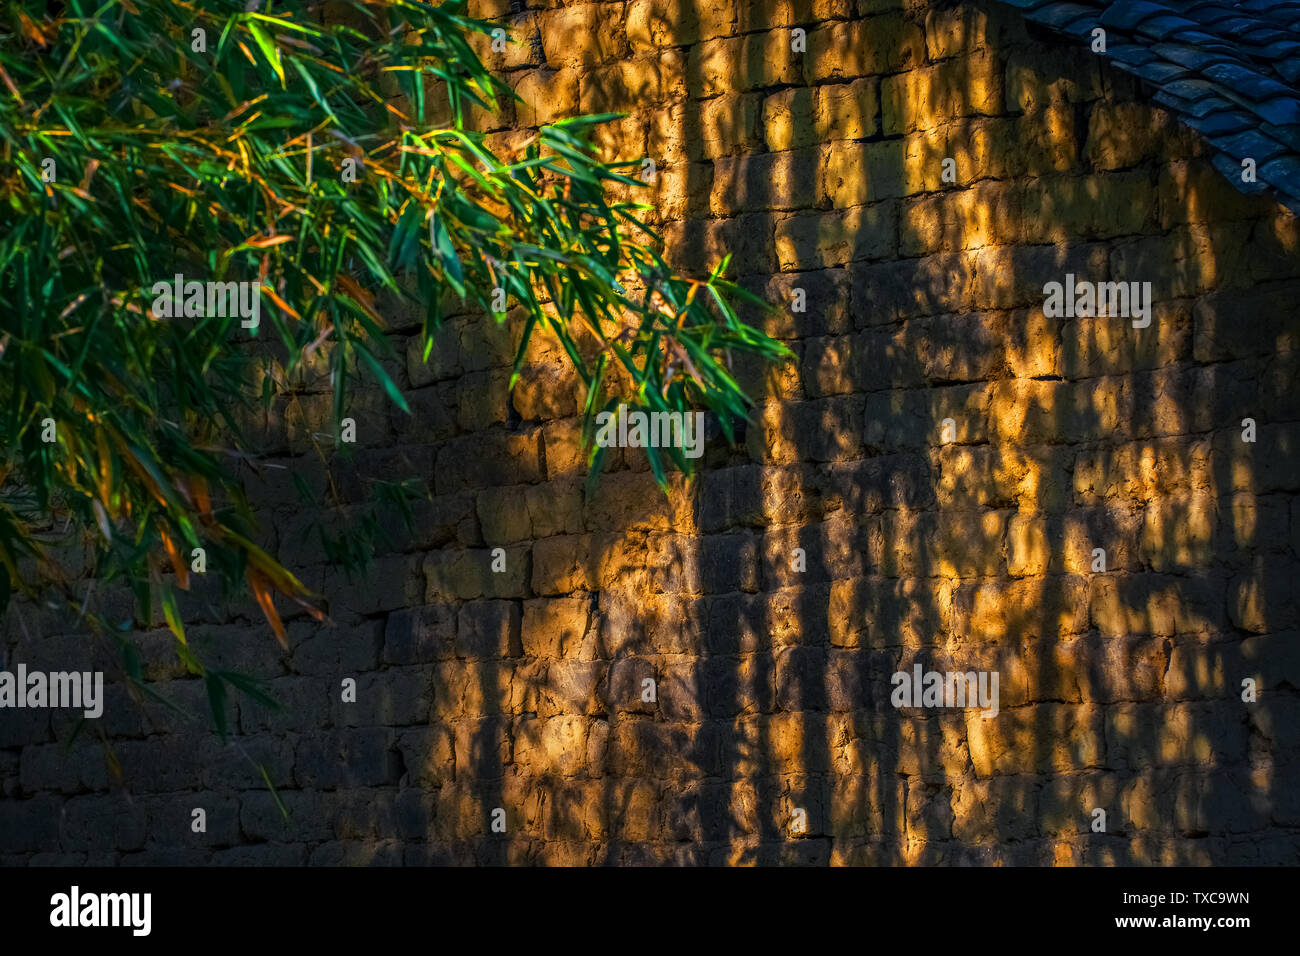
[1209,129,1291,163]
[1257,39,1300,58]
[1169,29,1231,48]
[1023,2,1099,30]
[1243,28,1293,45]
[1211,16,1273,39]
[1262,123,1300,151]
[992,0,1300,208]
[1202,62,1294,98]
[1211,152,1274,192]
[1188,6,1249,26]
[1132,59,1195,83]
[1182,110,1258,136]
[1149,41,1236,70]
[1104,42,1161,66]
[1178,93,1237,117]
[1098,2,1170,30]
[1258,154,1300,187]
[1162,78,1229,101]
[1135,16,1205,42]
[1255,97,1300,125]
[1275,60,1300,84]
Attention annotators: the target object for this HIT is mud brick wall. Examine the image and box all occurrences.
[3,0,1300,866]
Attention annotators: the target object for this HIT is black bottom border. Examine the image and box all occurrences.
[1,864,1280,943]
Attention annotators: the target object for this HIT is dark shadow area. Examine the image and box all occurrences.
[2,0,1298,867]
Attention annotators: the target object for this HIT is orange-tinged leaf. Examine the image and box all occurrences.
[248,570,287,648]
[159,526,189,590]
[17,10,46,47]
[221,94,269,123]
[277,34,322,54]
[117,442,169,508]
[105,745,123,785]
[298,599,327,623]
[192,476,212,519]
[79,159,99,191]
[243,234,294,249]
[240,539,306,597]
[261,284,301,319]
[335,274,385,326]
[0,63,23,105]
[95,429,112,507]
[58,291,90,321]
[227,530,326,623]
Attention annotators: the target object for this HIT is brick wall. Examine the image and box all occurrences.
[3,0,1299,865]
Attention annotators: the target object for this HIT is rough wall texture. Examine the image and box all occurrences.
[3,0,1300,866]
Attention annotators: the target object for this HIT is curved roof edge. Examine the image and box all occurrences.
[994,0,1300,215]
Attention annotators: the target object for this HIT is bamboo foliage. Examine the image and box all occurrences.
[0,0,789,724]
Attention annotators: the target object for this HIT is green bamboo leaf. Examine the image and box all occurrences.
[355,342,410,414]
[259,762,290,820]
[161,587,186,644]
[247,22,286,87]
[430,213,464,294]
[204,673,228,740]
[215,671,282,712]
[0,0,786,754]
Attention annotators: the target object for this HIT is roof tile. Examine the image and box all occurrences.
[1202,62,1294,98]
[1182,110,1258,136]
[1132,59,1195,83]
[1023,2,1099,30]
[1211,152,1274,192]
[992,0,1300,208]
[1254,97,1300,126]
[1098,2,1170,30]
[1134,15,1205,41]
[1261,123,1300,151]
[1275,60,1300,85]
[1149,41,1236,70]
[1211,16,1273,40]
[1209,129,1292,163]
[1162,78,1228,101]
[1104,42,1161,66]
[1258,154,1300,185]
[1159,91,1237,118]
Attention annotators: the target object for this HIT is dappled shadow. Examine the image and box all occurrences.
[3,0,1299,867]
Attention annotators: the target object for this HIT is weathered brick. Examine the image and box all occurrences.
[627,0,735,50]
[776,202,899,270]
[513,68,580,127]
[901,181,1022,255]
[967,704,1105,776]
[881,50,1003,135]
[924,5,992,60]
[801,15,925,83]
[457,601,523,658]
[711,149,820,215]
